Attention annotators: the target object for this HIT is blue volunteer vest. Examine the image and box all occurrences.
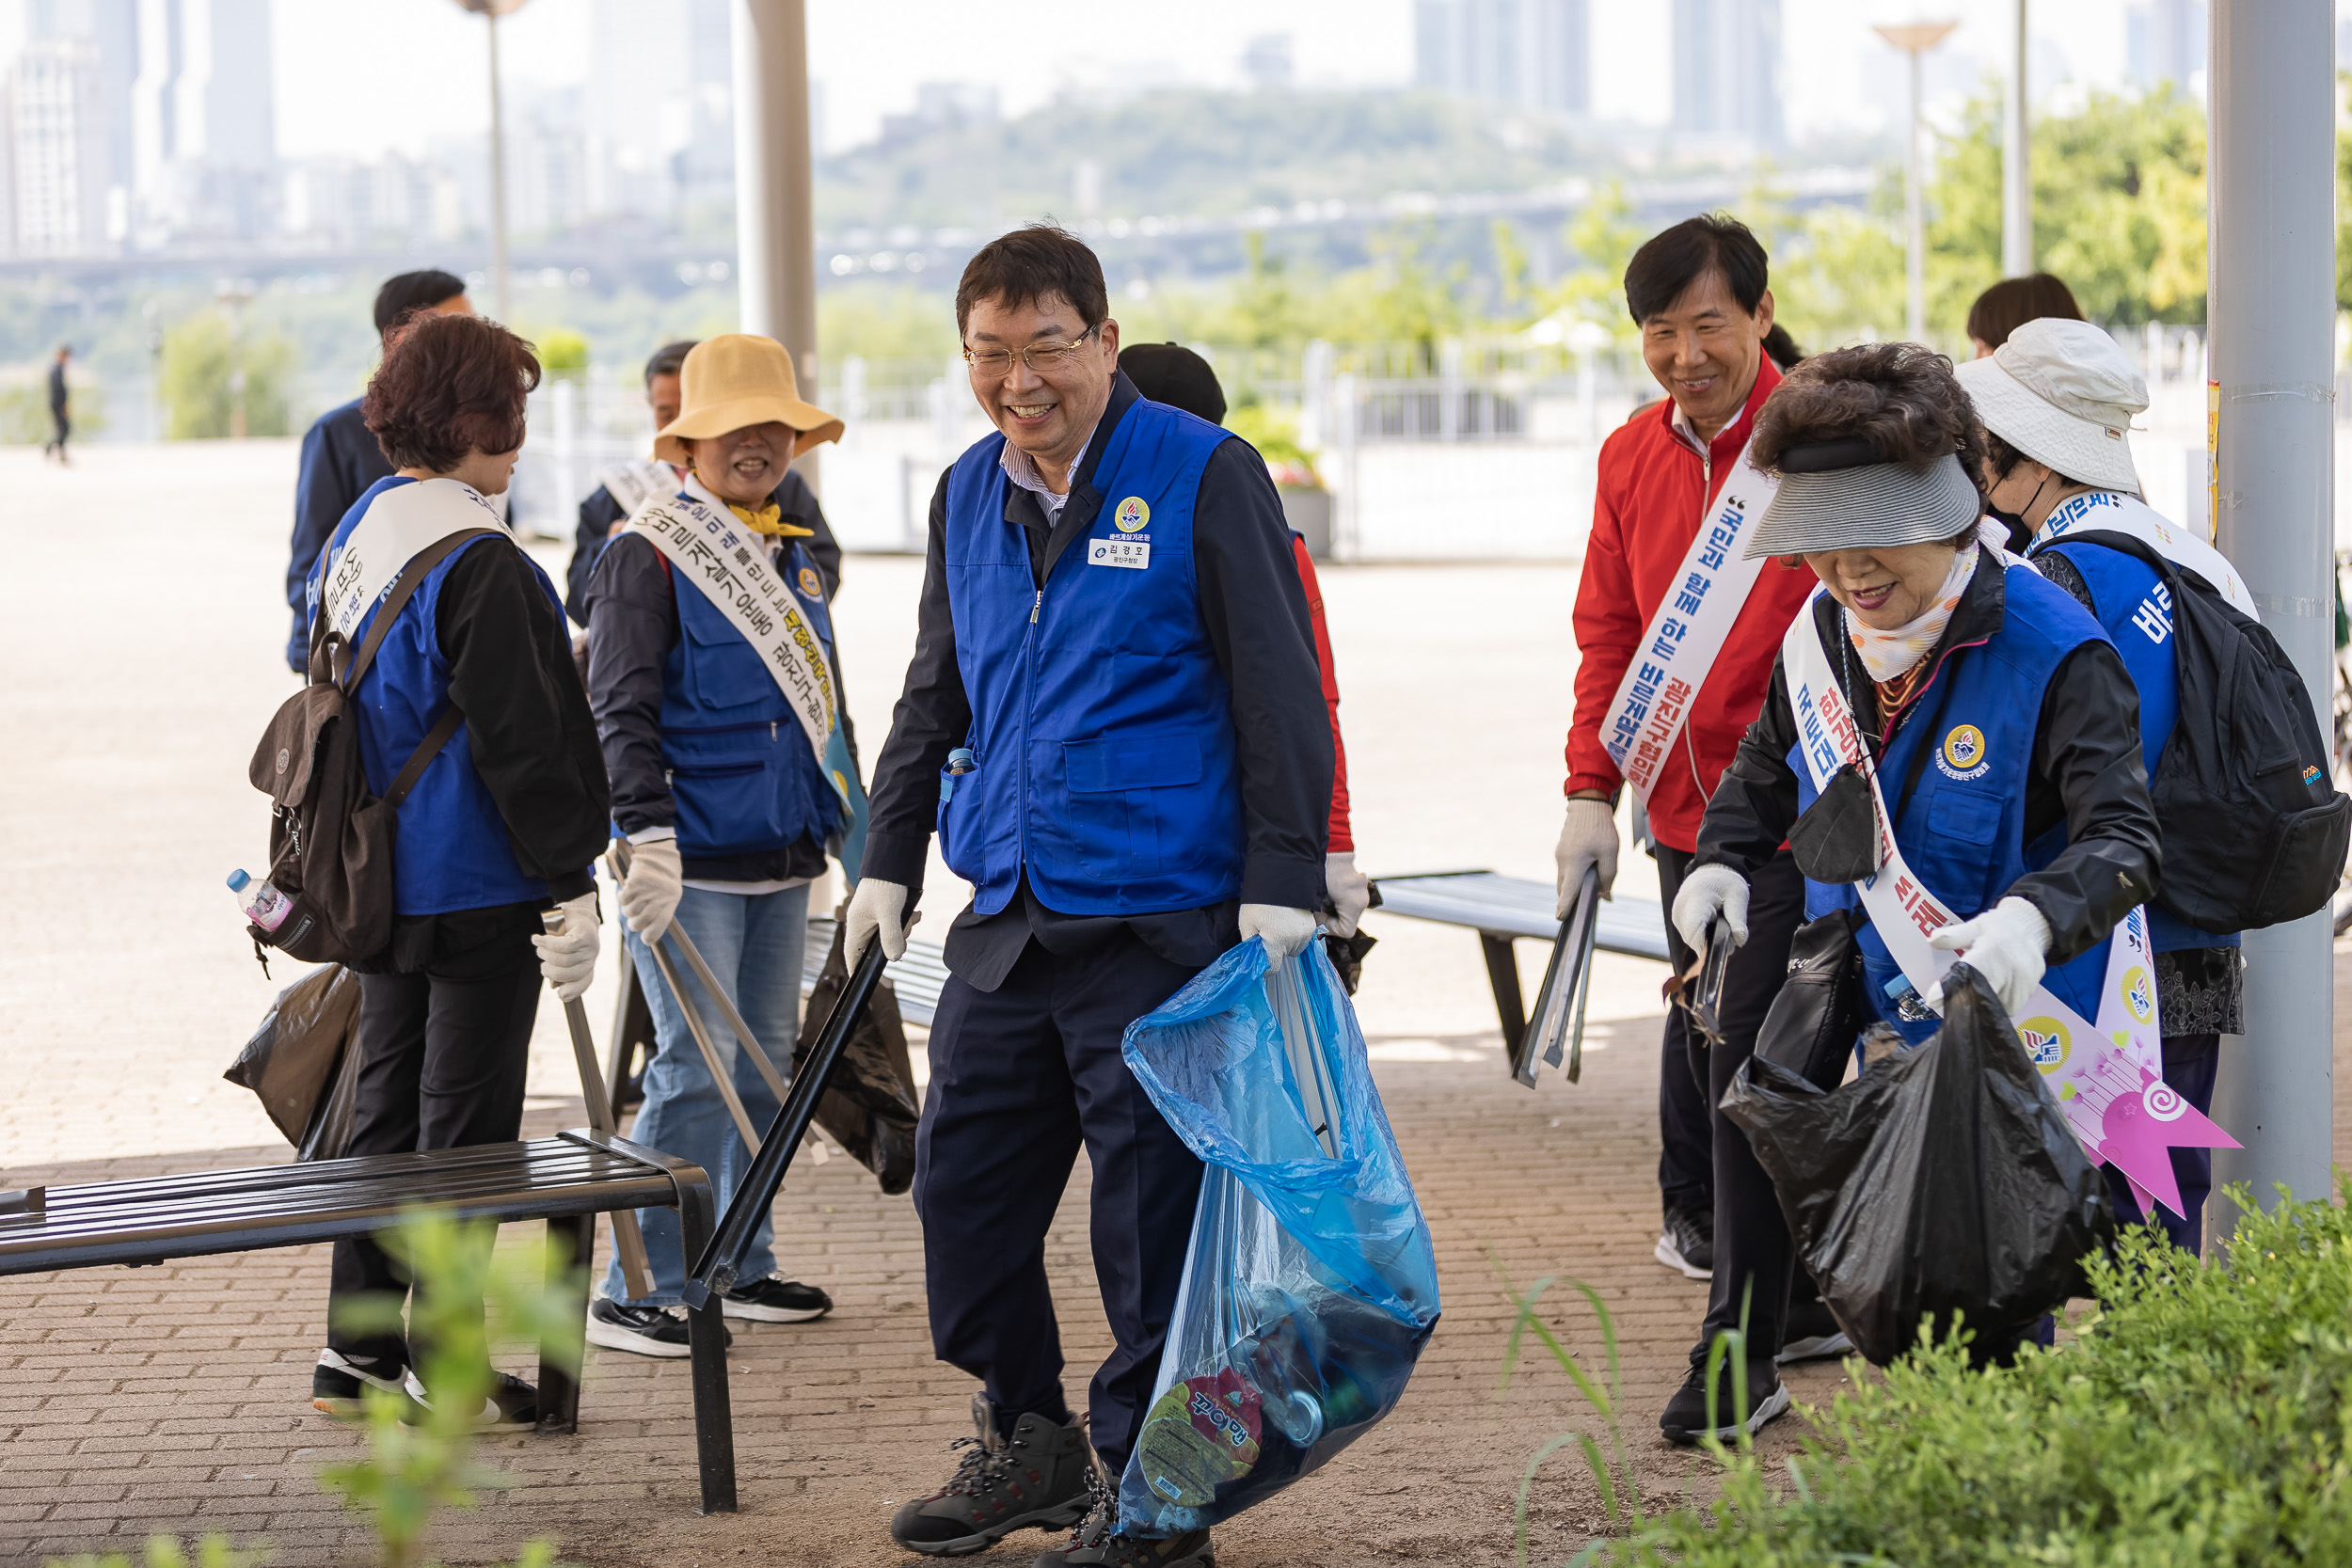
[316,476,554,916]
[655,531,843,860]
[2039,537,2237,953]
[1793,563,2121,1044]
[940,401,1244,915]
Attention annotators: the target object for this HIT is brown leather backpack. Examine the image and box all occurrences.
[245,529,500,966]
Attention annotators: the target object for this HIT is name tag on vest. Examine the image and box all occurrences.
[1089,538,1150,570]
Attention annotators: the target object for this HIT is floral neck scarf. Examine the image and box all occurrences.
[1842,544,1979,685]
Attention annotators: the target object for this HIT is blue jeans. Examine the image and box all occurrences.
[605,881,809,1306]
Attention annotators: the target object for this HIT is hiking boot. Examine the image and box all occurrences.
[1034,1465,1214,1567]
[723,1275,833,1323]
[1654,1202,1714,1279]
[1776,1298,1854,1364]
[1659,1356,1788,1447]
[889,1395,1092,1557]
[310,1349,415,1418]
[402,1369,538,1428]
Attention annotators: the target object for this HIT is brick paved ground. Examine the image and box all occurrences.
[2,446,2342,1566]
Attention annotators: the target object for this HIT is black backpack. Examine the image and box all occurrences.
[244,529,500,966]
[2060,530,2351,931]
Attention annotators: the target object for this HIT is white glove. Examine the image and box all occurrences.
[617,836,683,944]
[1670,863,1750,955]
[1555,797,1621,917]
[1240,904,1320,964]
[1926,895,2052,1019]
[845,877,911,967]
[532,892,602,1004]
[1325,852,1371,939]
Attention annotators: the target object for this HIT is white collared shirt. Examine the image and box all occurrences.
[998,427,1097,522]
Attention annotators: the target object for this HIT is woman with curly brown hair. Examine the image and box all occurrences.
[1661,342,2161,1436]
[300,310,611,1425]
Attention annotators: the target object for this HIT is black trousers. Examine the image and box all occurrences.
[326,926,542,1370]
[913,929,1205,1470]
[1655,845,1809,1364]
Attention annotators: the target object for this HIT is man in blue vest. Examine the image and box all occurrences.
[851,225,1333,1567]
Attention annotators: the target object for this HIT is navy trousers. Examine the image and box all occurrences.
[913,929,1205,1469]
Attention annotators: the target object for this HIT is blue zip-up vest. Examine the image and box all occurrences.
[940,401,1242,915]
[1792,562,2122,1044]
[656,529,843,859]
[315,476,553,916]
[2039,536,2238,954]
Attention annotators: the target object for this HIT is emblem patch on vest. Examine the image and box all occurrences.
[1935,723,1992,782]
[1114,497,1151,532]
[798,565,822,600]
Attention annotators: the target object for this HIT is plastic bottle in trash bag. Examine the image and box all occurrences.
[1118,936,1441,1536]
[1719,962,2114,1366]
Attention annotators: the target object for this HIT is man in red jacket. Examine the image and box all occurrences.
[1556,214,1829,1443]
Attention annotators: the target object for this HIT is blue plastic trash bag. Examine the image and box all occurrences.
[1117,936,1441,1536]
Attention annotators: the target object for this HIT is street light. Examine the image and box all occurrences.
[1872,20,1959,344]
[453,0,532,323]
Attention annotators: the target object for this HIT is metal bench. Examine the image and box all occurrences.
[0,1129,739,1514]
[1372,870,1673,1058]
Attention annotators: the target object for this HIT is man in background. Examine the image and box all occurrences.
[281,270,472,673]
[43,345,71,463]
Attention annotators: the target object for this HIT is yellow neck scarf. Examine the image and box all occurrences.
[725,501,814,538]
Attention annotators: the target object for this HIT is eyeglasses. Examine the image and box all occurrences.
[961,324,1102,378]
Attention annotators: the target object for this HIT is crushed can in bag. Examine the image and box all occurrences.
[1119,936,1440,1536]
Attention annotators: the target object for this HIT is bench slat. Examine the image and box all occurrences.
[1373,870,1673,961]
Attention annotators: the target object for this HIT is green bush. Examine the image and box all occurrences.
[158,312,295,439]
[1518,1182,2352,1566]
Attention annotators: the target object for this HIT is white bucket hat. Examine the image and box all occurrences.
[1954,316,2146,495]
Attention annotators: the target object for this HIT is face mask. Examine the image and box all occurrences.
[1986,470,2051,542]
[1788,763,1883,885]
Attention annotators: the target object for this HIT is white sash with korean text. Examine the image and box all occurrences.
[621,483,839,759]
[599,458,680,522]
[1781,591,2234,1216]
[2030,489,2259,619]
[1597,438,1779,804]
[320,477,511,644]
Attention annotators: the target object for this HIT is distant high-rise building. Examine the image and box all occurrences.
[1414,0,1589,118]
[2127,0,2206,94]
[1671,0,1782,151]
[9,36,110,255]
[128,0,276,244]
[1242,33,1295,91]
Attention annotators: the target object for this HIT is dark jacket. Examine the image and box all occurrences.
[1693,554,2161,967]
[286,397,396,671]
[863,372,1332,990]
[566,466,842,626]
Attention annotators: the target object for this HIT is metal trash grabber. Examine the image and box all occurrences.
[683,937,889,1310]
[542,911,656,1301]
[640,935,766,1154]
[1516,865,1600,1087]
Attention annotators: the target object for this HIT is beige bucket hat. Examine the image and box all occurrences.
[654,333,845,465]
[1954,316,2145,495]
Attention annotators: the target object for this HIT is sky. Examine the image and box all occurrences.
[270,0,2194,166]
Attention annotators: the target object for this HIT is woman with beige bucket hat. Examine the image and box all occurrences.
[578,333,864,1353]
[1958,314,2253,1256]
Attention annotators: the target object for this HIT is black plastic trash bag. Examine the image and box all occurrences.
[793,914,920,1195]
[223,962,366,1161]
[1719,963,2114,1365]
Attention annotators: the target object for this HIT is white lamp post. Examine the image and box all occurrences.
[1873,21,1959,344]
[453,0,532,323]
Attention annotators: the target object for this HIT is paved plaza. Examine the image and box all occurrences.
[3,444,2346,1565]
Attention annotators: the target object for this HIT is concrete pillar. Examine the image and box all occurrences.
[731,0,821,496]
[2205,0,2338,1239]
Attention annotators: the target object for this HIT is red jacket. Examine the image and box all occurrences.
[1564,359,1814,853]
[1292,535,1352,853]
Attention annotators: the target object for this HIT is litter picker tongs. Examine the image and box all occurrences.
[1263,943,1343,1159]
[543,909,657,1302]
[1514,865,1601,1088]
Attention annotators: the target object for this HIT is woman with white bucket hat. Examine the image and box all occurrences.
[1958,315,2249,1256]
